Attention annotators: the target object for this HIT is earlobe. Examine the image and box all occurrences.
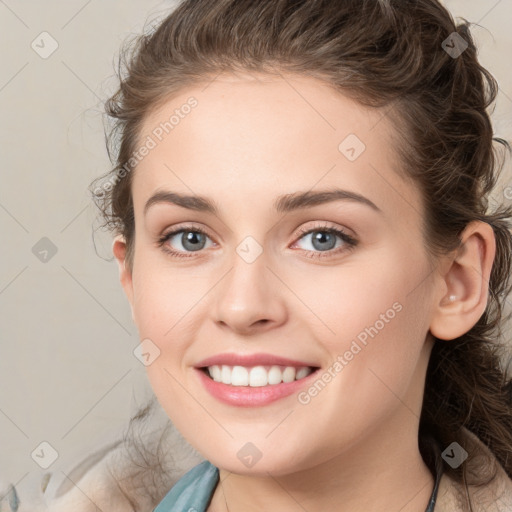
[112,235,135,310]
[429,221,496,341]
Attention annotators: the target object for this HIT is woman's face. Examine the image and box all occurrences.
[117,72,441,475]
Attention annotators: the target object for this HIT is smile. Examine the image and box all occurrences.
[194,353,321,407]
[204,364,314,387]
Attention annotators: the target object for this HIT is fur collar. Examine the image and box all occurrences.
[434,428,512,511]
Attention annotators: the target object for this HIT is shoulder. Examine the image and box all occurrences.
[435,428,512,512]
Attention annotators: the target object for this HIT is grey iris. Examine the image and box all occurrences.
[182,231,206,251]
[311,231,336,251]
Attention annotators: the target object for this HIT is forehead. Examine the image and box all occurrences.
[133,72,422,226]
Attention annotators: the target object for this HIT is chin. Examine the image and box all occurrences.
[199,442,315,477]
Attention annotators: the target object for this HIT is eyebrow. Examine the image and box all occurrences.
[143,188,381,215]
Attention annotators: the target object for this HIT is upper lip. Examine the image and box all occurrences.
[195,353,319,368]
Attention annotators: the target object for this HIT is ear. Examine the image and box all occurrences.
[112,235,135,317]
[429,221,496,341]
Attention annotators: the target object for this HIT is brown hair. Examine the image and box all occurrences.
[92,0,512,508]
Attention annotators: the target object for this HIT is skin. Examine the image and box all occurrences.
[113,72,496,511]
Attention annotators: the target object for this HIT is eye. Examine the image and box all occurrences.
[292,223,357,259]
[158,225,215,258]
[157,222,357,260]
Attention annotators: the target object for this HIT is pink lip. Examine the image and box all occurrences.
[195,368,320,407]
[195,352,317,368]
[194,353,321,407]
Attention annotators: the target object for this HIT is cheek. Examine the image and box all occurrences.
[129,254,212,402]
[298,246,432,395]
[289,273,430,460]
[131,255,198,339]
[131,264,203,425]
[339,295,427,390]
[292,252,426,347]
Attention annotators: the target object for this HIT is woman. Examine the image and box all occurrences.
[89,0,512,510]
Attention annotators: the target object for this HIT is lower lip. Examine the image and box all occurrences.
[195,368,320,407]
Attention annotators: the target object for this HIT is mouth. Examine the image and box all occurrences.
[194,353,321,406]
[199,364,319,387]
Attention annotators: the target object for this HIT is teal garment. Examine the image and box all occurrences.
[153,460,219,512]
[154,454,442,512]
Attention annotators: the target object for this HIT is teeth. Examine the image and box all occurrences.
[221,365,231,384]
[296,367,311,380]
[210,365,222,382]
[231,366,249,386]
[268,366,282,385]
[282,367,296,383]
[249,366,268,387]
[207,364,313,387]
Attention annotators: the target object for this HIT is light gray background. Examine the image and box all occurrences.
[1,0,511,489]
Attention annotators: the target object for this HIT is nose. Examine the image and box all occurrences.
[212,248,288,336]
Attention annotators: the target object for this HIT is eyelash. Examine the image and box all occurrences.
[157,223,358,260]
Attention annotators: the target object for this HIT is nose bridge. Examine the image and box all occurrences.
[212,236,286,332]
